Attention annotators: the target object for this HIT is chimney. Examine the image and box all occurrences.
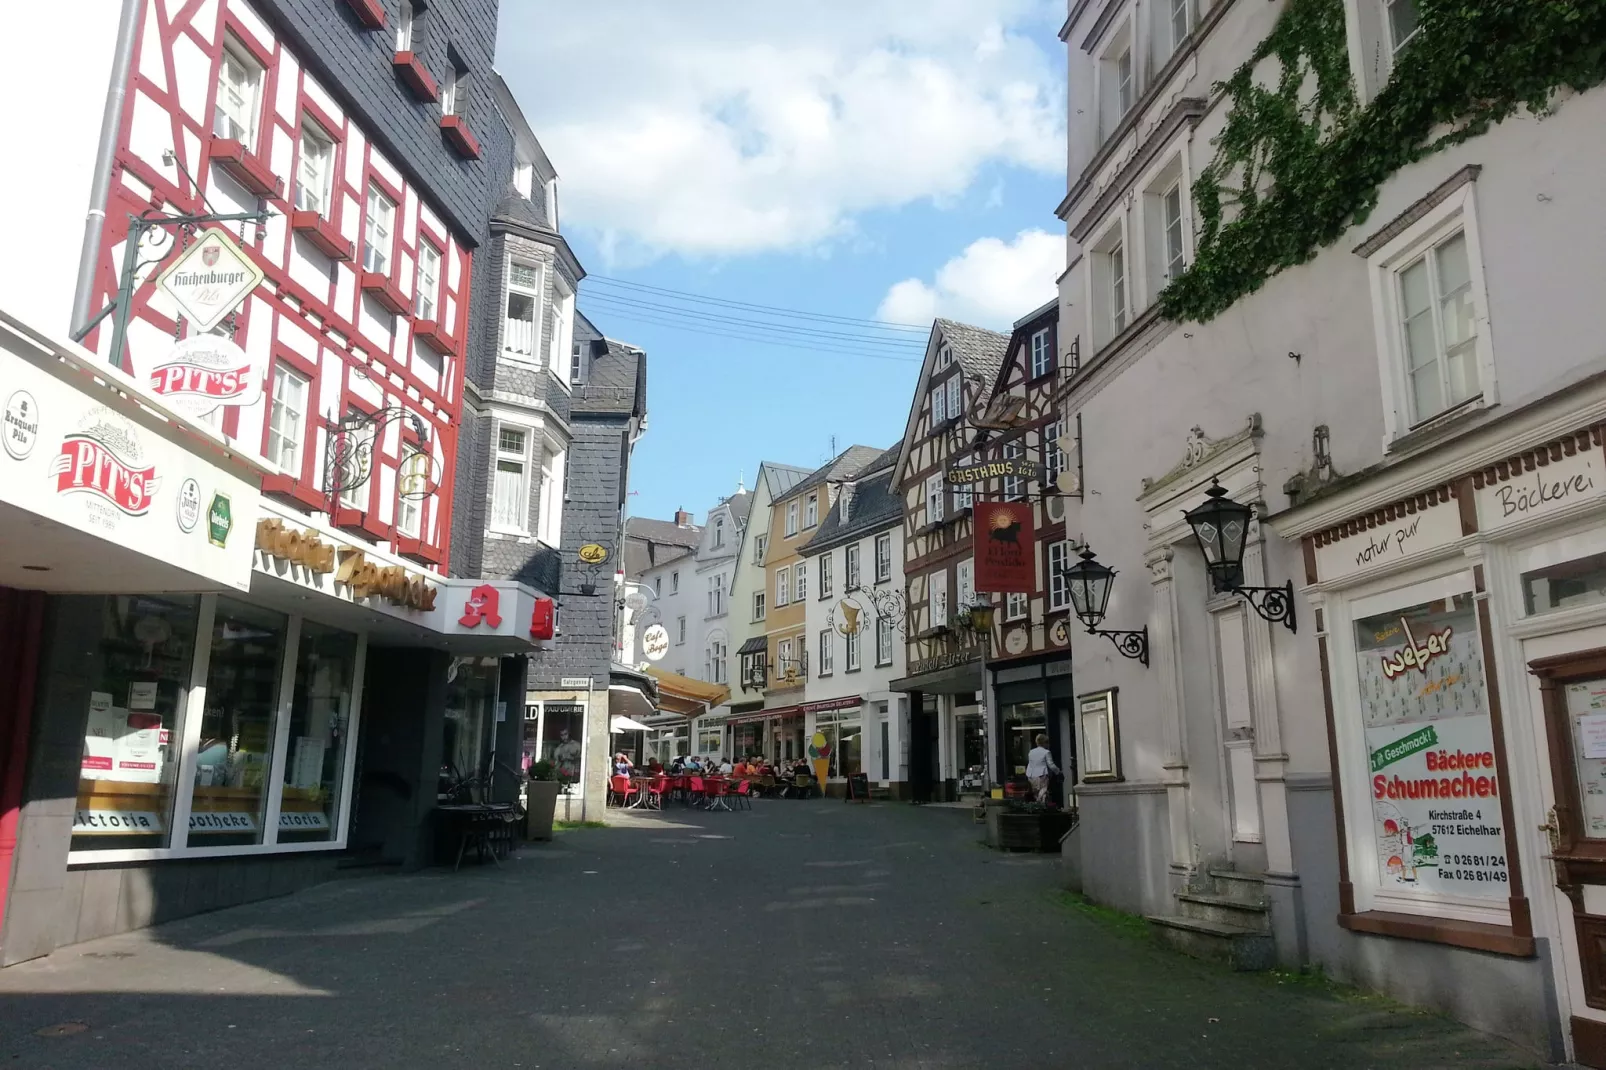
[675,508,692,527]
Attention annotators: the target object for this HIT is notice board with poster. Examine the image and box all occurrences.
[846,771,870,803]
[1352,589,1507,901]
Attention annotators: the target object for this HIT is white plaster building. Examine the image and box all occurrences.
[797,452,909,793]
[1054,0,1606,1058]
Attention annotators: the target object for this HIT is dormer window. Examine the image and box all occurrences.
[804,494,818,528]
[441,52,469,120]
[544,178,560,230]
[713,515,726,548]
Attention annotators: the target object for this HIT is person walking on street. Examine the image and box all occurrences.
[1026,734,1060,806]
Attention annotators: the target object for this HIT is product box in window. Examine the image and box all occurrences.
[82,692,163,784]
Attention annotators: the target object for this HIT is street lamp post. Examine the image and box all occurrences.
[1181,478,1297,633]
[1060,547,1149,666]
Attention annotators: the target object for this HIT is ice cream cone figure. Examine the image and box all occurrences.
[808,731,831,785]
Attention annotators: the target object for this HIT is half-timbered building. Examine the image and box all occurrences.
[972,300,1077,798]
[889,319,1008,802]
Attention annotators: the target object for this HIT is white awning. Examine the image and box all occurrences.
[610,715,653,734]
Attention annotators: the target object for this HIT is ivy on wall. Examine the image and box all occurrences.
[1159,0,1606,324]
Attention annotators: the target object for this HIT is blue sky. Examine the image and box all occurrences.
[497,2,1068,523]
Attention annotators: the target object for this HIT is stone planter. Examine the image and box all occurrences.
[989,807,1075,852]
[525,780,560,841]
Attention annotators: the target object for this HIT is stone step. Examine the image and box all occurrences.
[1176,891,1271,931]
[1147,914,1275,971]
[1207,868,1268,907]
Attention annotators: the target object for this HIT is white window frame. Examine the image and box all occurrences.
[362,186,395,275]
[1159,0,1193,63]
[805,494,819,528]
[1029,329,1053,379]
[945,375,962,420]
[844,628,861,673]
[754,533,768,565]
[548,274,575,379]
[1003,441,1026,502]
[676,616,687,644]
[267,365,308,476]
[931,384,947,425]
[1138,142,1193,305]
[414,241,441,321]
[396,0,415,51]
[1385,0,1420,55]
[937,345,953,370]
[396,444,423,538]
[707,575,725,618]
[776,566,790,607]
[215,38,263,148]
[537,446,565,547]
[818,629,834,676]
[1366,183,1494,449]
[845,544,861,590]
[1087,213,1132,350]
[1048,540,1073,611]
[1006,592,1029,621]
[925,474,945,524]
[1095,19,1136,142]
[503,260,544,360]
[875,533,892,583]
[957,559,975,615]
[778,638,793,680]
[712,515,725,548]
[931,570,949,629]
[753,591,766,622]
[671,571,680,594]
[819,552,833,598]
[954,469,973,512]
[490,422,531,533]
[794,560,808,602]
[875,615,894,667]
[295,122,335,218]
[785,501,799,537]
[1043,420,1065,486]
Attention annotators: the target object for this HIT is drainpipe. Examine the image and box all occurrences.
[70,0,143,341]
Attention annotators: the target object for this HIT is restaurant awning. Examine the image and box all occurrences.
[728,695,864,725]
[646,667,730,717]
[736,635,768,656]
[610,715,653,733]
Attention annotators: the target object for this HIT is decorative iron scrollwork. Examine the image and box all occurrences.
[324,407,433,513]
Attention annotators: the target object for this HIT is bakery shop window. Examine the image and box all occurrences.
[73,595,203,851]
[1342,575,1509,925]
[279,621,360,843]
[189,598,289,847]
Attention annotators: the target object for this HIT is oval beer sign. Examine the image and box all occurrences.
[578,543,609,565]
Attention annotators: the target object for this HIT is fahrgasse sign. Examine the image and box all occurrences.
[155,231,265,333]
[946,456,1042,486]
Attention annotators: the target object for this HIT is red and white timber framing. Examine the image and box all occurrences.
[83,0,470,567]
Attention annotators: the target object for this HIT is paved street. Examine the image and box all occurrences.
[0,801,1540,1069]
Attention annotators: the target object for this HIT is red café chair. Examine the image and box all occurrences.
[731,779,754,811]
[609,774,638,808]
[646,775,669,810]
[706,778,731,812]
[687,776,706,808]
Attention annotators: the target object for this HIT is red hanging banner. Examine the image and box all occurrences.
[974,501,1036,593]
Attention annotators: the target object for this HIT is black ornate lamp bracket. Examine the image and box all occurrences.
[1083,622,1149,666]
[325,406,429,512]
[1227,579,1297,633]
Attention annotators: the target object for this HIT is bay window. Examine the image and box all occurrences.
[491,424,530,532]
[504,261,543,358]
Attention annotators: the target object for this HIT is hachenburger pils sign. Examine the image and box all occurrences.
[154,231,264,334]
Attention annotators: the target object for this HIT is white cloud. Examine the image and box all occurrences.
[876,228,1061,329]
[496,2,1064,261]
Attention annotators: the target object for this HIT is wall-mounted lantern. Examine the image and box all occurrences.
[1181,478,1296,633]
[1061,547,1148,666]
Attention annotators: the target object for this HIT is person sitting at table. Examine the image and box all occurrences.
[613,753,634,777]
[647,756,664,775]
[669,755,686,774]
[687,755,703,772]
[718,756,734,776]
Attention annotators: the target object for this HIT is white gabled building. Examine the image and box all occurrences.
[797,451,908,794]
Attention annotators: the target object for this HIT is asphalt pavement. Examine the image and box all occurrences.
[0,798,1544,1069]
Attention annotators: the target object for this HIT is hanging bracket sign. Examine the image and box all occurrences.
[154,231,265,333]
[946,456,1042,486]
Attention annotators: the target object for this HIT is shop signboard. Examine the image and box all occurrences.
[1354,591,1508,898]
[146,335,264,420]
[154,230,265,333]
[1315,498,1462,583]
[974,501,1035,593]
[0,342,260,591]
[1475,447,1605,532]
[946,456,1042,486]
[642,623,670,661]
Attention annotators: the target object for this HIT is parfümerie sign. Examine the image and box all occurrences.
[945,456,1042,486]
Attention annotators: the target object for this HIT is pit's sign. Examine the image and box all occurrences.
[155,231,264,333]
[147,336,263,419]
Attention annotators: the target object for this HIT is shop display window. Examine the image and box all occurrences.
[190,598,289,847]
[1001,700,1047,779]
[72,594,203,851]
[279,621,360,843]
[732,721,764,759]
[816,711,862,778]
[540,703,587,793]
[1521,550,1606,617]
[697,728,723,758]
[443,658,500,790]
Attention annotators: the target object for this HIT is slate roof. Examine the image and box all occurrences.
[800,464,902,555]
[724,490,752,526]
[777,445,887,504]
[935,318,1010,382]
[492,186,552,233]
[572,319,647,417]
[622,516,703,579]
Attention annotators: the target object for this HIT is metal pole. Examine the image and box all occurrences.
[107,215,144,372]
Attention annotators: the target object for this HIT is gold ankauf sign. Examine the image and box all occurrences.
[945,456,1042,486]
[155,231,265,333]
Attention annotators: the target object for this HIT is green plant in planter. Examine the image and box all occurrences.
[1160,0,1606,324]
[527,759,557,782]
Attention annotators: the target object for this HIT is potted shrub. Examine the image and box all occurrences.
[525,760,561,841]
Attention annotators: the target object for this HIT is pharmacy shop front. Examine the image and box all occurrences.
[3,492,548,966]
[1276,411,1606,1062]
